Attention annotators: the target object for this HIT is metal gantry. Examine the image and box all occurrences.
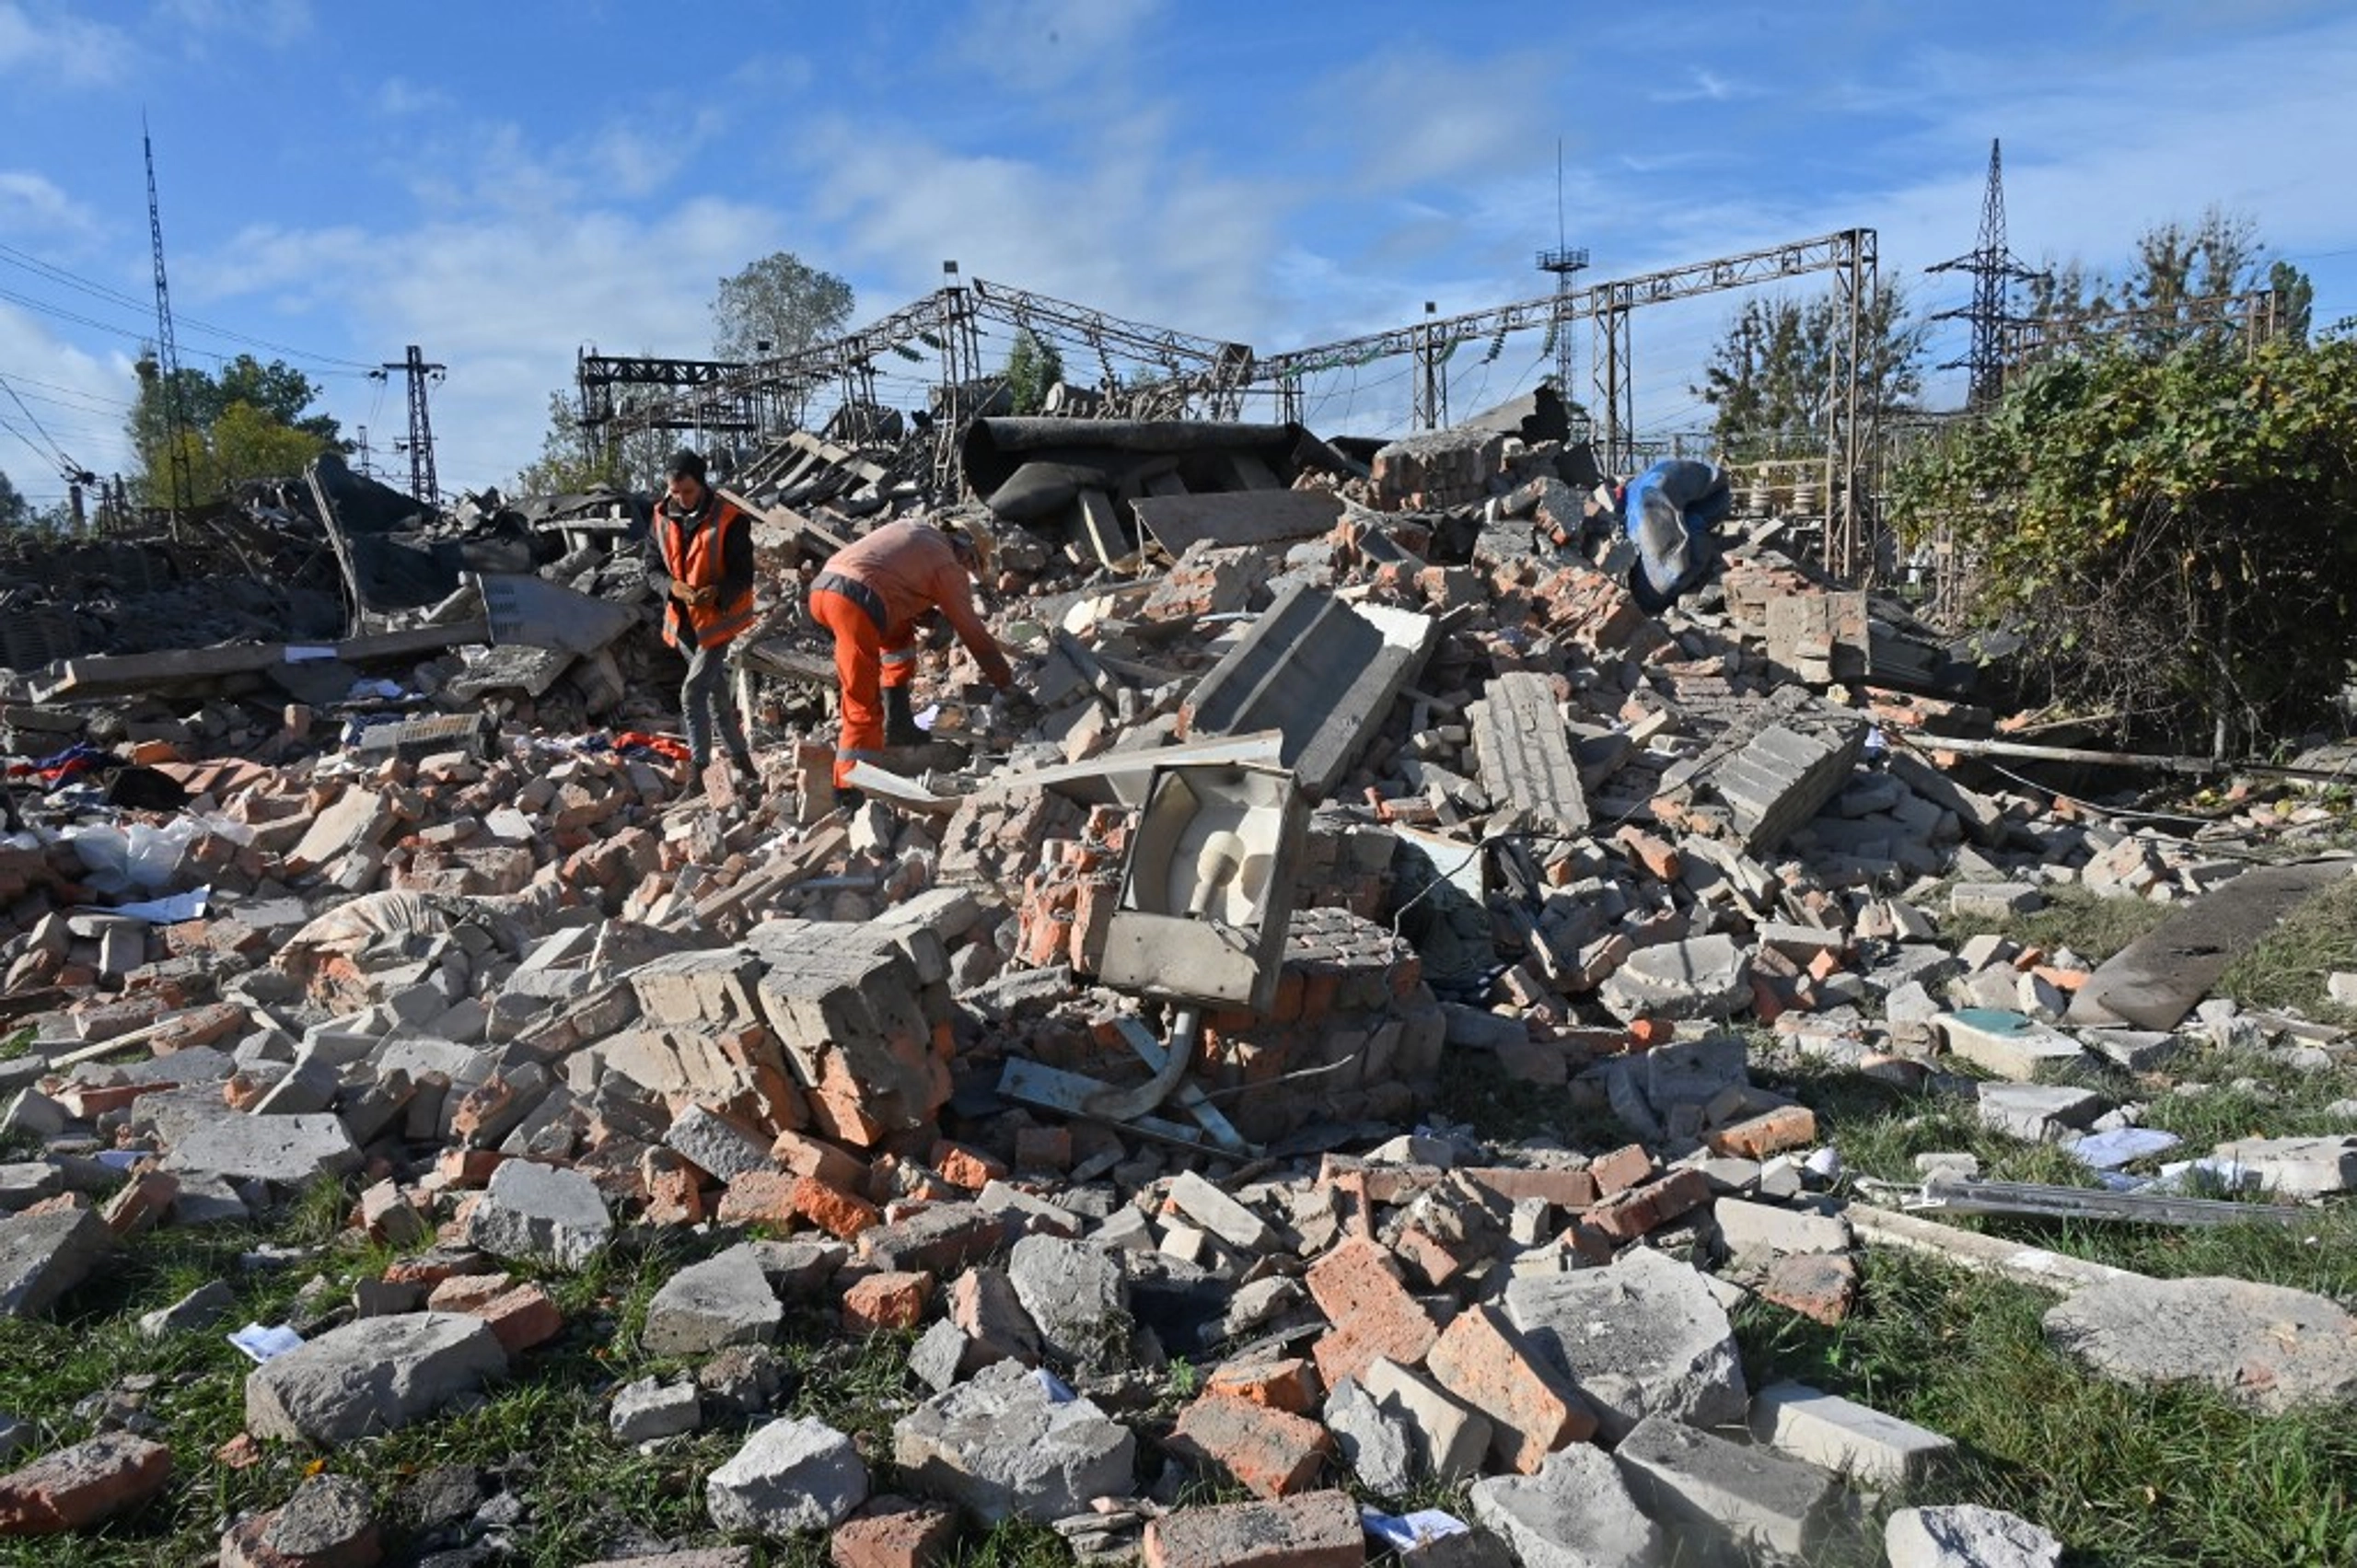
[1998,287,2279,371]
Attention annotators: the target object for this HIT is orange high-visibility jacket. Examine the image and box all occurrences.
[649,492,755,649]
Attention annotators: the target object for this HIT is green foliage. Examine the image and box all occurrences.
[0,466,29,530]
[1933,882,2177,964]
[1003,328,1064,415]
[1889,332,2357,752]
[2215,877,2357,1026]
[710,250,854,363]
[1695,279,1927,460]
[507,389,627,496]
[126,352,340,506]
[2270,260,2316,347]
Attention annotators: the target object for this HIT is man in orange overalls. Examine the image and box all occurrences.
[807,519,1018,787]
[645,448,757,779]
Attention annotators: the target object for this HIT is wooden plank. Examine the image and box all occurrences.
[1132,489,1342,557]
[37,619,495,703]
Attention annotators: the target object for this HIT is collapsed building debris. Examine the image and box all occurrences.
[1,382,2354,1567]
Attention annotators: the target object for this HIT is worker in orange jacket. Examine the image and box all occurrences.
[807,519,1017,786]
[644,448,757,779]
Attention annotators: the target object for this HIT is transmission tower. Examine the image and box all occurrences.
[1927,138,2046,409]
[1536,139,1589,410]
[143,121,195,525]
[375,345,447,506]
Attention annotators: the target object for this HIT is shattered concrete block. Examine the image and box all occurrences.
[1597,935,1751,1024]
[1466,1442,1666,1568]
[1322,1376,1416,1495]
[1164,1170,1275,1252]
[705,1416,867,1537]
[0,1205,116,1319]
[462,1158,613,1269]
[1612,1413,1840,1560]
[1007,1235,1128,1376]
[1468,671,1588,836]
[892,1360,1136,1526]
[216,1471,377,1568]
[2208,1134,2357,1198]
[1142,1488,1364,1568]
[162,1113,363,1192]
[1713,1197,1852,1260]
[630,949,766,1029]
[1935,1010,2088,1081]
[245,1313,508,1444]
[749,921,950,1147]
[1749,1381,1956,1486]
[1886,1504,2062,1568]
[1361,1357,1490,1483]
[666,1103,779,1183]
[611,1376,702,1443]
[1504,1247,1747,1443]
[642,1244,784,1357]
[1976,1083,2107,1143]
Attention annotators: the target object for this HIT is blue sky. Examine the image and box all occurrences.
[5,0,2356,505]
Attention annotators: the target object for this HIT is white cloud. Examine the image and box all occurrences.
[0,1,133,87]
[376,76,453,118]
[0,169,101,245]
[1305,48,1555,192]
[0,303,141,483]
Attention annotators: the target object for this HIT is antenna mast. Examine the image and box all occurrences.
[1536,137,1590,413]
[144,120,195,526]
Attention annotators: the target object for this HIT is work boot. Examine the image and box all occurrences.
[729,749,758,782]
[882,686,924,747]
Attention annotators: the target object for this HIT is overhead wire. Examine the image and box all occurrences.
[0,241,380,373]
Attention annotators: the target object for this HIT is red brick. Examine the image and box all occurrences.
[927,1141,1007,1192]
[842,1270,934,1333]
[830,1494,958,1568]
[1463,1167,1597,1210]
[1615,826,1682,881]
[1143,1488,1364,1568]
[1304,1237,1437,1388]
[1588,1144,1655,1197]
[426,1272,510,1313]
[0,1433,173,1534]
[469,1282,564,1355]
[792,1175,882,1241]
[1423,1302,1596,1474]
[1204,1357,1318,1415]
[151,1001,248,1054]
[1760,1252,1858,1326]
[703,1170,792,1228]
[1582,1167,1712,1245]
[435,1148,504,1187]
[1392,1225,1469,1290]
[1706,1105,1818,1161]
[1167,1391,1330,1499]
[100,1171,178,1238]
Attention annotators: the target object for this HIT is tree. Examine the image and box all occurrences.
[127,352,342,505]
[0,467,28,530]
[1002,328,1064,415]
[2270,259,2315,346]
[1694,280,1928,461]
[710,251,854,363]
[2024,209,2308,357]
[1890,333,2357,755]
[508,388,676,497]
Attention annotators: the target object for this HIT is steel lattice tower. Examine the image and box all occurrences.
[378,345,447,506]
[1928,139,2046,409]
[143,122,195,523]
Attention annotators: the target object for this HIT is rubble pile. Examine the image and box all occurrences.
[1,393,2353,1566]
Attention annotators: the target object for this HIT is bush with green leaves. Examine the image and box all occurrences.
[1891,333,2357,753]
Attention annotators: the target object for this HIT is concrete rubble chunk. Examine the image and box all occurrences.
[161,1113,362,1191]
[1007,1235,1128,1375]
[1886,1504,2063,1568]
[1467,1442,1666,1568]
[139,1278,236,1340]
[2043,1274,2357,1414]
[1469,670,1589,835]
[462,1158,613,1269]
[1748,1380,1956,1485]
[892,1359,1137,1525]
[1361,1356,1491,1484]
[1713,1196,1852,1260]
[610,1375,702,1443]
[1936,1010,2088,1081]
[245,1312,508,1444]
[1976,1083,2107,1144]
[1504,1246,1747,1442]
[1597,934,1752,1024]
[705,1415,868,1536]
[2208,1134,2357,1197]
[1323,1375,1416,1495]
[641,1243,784,1357]
[218,1471,378,1567]
[1141,1488,1364,1568]
[0,1205,117,1319]
[1164,1169,1275,1251]
[0,1431,173,1536]
[1612,1412,1840,1560]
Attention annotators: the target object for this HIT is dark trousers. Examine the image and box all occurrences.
[681,641,750,768]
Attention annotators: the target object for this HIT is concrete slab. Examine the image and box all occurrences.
[1469,672,1589,836]
[2069,859,2357,1031]
[1748,1380,1956,1485]
[1612,1413,1840,1560]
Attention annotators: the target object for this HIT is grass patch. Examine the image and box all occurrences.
[2215,877,2357,1027]
[1431,1051,1634,1151]
[1736,1249,2357,1568]
[1936,881,2176,963]
[2,1023,35,1060]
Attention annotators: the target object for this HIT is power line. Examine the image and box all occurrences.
[0,240,378,372]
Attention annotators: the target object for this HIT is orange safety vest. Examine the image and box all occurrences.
[656,495,755,650]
